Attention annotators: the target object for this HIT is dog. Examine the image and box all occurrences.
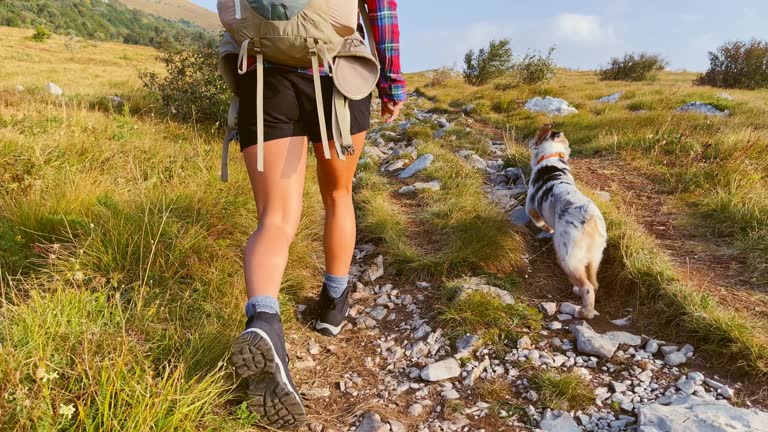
[526,124,607,319]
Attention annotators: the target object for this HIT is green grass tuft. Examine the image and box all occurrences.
[529,370,595,411]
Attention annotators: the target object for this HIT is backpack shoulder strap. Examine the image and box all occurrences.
[358,0,379,63]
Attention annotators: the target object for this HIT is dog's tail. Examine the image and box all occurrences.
[583,208,607,289]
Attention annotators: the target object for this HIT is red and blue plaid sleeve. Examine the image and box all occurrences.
[366,0,407,103]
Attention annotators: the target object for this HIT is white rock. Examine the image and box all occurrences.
[680,344,695,358]
[442,389,460,400]
[538,302,558,317]
[611,381,627,393]
[645,339,660,354]
[455,334,480,358]
[719,386,735,399]
[47,82,63,96]
[15,84,24,92]
[398,154,434,179]
[408,403,424,416]
[355,412,386,432]
[676,102,730,117]
[413,180,441,191]
[597,91,623,103]
[677,379,695,395]
[570,322,619,359]
[717,92,735,101]
[606,331,642,347]
[660,345,679,355]
[559,302,581,316]
[398,185,416,194]
[664,352,687,366]
[366,255,385,282]
[517,335,533,350]
[457,278,514,305]
[389,420,406,432]
[637,395,768,431]
[548,321,563,330]
[610,315,631,326]
[525,96,578,116]
[539,410,581,432]
[421,358,461,382]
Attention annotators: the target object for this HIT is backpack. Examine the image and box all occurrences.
[217,0,380,180]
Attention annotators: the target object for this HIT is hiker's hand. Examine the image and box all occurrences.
[382,101,405,123]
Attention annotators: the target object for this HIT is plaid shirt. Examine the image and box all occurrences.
[253,0,406,103]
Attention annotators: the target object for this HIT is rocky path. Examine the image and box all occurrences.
[278,95,768,432]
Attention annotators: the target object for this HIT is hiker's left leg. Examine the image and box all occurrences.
[314,132,366,276]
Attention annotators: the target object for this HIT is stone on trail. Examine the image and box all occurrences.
[559,302,581,316]
[366,255,385,282]
[610,315,632,326]
[457,278,515,305]
[397,154,434,179]
[413,180,441,191]
[464,104,476,115]
[455,334,480,358]
[389,420,406,432]
[538,302,558,317]
[509,207,531,226]
[47,82,63,96]
[665,351,687,366]
[676,101,730,117]
[539,410,581,432]
[421,357,461,382]
[570,322,619,358]
[524,96,578,116]
[607,331,642,347]
[598,91,623,103]
[637,395,768,432]
[645,339,660,354]
[355,412,387,432]
[397,185,416,194]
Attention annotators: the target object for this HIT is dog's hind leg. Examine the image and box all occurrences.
[565,270,598,320]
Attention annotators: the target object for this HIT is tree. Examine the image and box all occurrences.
[463,39,514,85]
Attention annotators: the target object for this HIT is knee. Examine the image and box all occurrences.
[253,213,301,244]
[324,185,353,207]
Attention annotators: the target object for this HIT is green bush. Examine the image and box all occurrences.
[141,45,230,124]
[598,52,667,81]
[515,46,557,85]
[695,39,768,89]
[463,39,514,86]
[31,25,52,42]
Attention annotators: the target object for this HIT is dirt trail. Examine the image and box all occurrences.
[569,156,768,334]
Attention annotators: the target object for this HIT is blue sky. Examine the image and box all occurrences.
[192,0,768,72]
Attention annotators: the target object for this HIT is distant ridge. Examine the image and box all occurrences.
[122,0,221,32]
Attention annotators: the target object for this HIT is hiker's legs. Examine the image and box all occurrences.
[314,132,366,276]
[243,136,309,300]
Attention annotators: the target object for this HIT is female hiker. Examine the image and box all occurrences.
[218,0,406,429]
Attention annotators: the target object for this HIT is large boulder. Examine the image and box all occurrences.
[637,395,768,432]
[570,322,619,358]
[525,96,578,116]
[420,358,461,382]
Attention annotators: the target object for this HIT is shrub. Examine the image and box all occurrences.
[464,39,514,86]
[515,46,557,85]
[31,25,52,42]
[429,66,457,87]
[695,39,768,89]
[598,52,667,81]
[140,45,230,124]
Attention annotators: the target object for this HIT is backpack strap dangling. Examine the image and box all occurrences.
[308,39,339,161]
[253,39,265,172]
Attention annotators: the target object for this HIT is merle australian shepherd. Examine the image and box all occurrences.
[526,124,608,319]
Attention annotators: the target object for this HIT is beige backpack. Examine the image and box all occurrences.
[217,0,380,180]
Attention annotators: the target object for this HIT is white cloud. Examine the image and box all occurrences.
[554,14,616,44]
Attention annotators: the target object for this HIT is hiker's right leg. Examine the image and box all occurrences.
[233,136,308,429]
[242,136,308,302]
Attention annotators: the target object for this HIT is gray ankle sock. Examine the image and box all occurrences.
[324,272,349,298]
[245,295,280,317]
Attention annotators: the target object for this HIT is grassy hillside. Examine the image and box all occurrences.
[123,0,221,32]
[0,0,214,48]
[0,26,320,430]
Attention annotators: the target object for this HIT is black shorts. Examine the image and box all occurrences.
[236,68,372,151]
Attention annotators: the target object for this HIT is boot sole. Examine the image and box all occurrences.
[231,329,307,430]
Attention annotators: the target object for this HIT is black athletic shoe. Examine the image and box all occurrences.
[314,283,350,337]
[231,312,307,430]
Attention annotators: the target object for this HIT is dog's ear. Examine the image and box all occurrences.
[552,131,567,143]
[534,124,554,146]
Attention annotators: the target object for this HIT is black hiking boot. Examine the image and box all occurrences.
[231,312,307,430]
[314,283,350,337]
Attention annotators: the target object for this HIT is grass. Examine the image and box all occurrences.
[0,27,324,430]
[355,138,525,279]
[529,370,595,411]
[598,202,768,375]
[436,277,541,346]
[410,68,768,280]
